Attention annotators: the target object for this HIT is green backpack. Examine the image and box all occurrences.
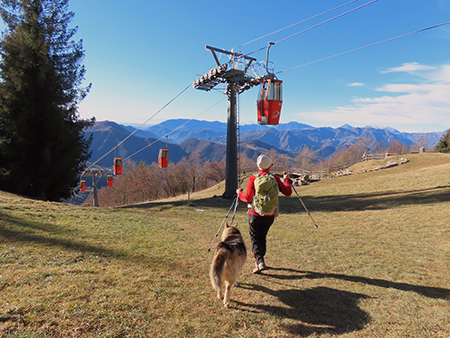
[252,173,279,216]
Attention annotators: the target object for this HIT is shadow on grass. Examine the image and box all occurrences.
[0,214,122,257]
[0,213,169,267]
[265,268,450,300]
[237,283,370,336]
[237,267,450,336]
[121,195,232,210]
[281,185,450,213]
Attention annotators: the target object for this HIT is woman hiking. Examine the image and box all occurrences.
[236,155,292,274]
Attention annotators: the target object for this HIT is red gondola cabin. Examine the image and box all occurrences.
[113,157,123,175]
[107,175,114,187]
[158,148,169,168]
[257,79,283,125]
[80,180,86,192]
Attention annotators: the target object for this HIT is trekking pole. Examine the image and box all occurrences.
[208,195,239,251]
[291,184,319,228]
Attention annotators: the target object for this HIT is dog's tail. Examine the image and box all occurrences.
[210,247,228,293]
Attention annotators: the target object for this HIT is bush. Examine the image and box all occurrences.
[435,129,450,153]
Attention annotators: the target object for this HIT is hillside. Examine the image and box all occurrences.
[86,120,189,166]
[84,121,299,169]
[2,153,449,337]
[85,120,445,171]
[123,119,444,155]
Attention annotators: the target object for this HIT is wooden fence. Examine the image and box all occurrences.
[239,152,403,177]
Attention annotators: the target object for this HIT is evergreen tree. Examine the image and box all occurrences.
[435,129,450,153]
[0,0,94,200]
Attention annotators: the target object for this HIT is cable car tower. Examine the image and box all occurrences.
[193,45,278,199]
[81,164,106,207]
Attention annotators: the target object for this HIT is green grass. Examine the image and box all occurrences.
[1,153,449,337]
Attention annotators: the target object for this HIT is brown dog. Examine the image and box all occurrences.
[209,223,247,307]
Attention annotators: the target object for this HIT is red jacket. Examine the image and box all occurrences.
[238,169,292,217]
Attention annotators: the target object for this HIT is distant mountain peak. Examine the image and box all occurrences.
[85,119,442,172]
[366,125,400,133]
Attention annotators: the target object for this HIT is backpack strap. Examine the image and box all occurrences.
[249,173,258,215]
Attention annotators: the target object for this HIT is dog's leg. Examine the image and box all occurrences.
[223,282,232,308]
[217,289,223,300]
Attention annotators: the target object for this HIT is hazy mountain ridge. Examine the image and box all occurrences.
[126,119,442,151]
[87,121,189,166]
[85,120,443,169]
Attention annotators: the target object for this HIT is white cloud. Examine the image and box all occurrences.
[381,62,436,74]
[348,82,364,87]
[429,64,450,82]
[295,63,450,132]
[375,83,434,93]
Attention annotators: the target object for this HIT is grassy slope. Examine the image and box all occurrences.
[1,153,449,337]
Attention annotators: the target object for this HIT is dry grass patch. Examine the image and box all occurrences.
[1,153,449,337]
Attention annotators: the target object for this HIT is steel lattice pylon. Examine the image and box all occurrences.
[193,46,270,199]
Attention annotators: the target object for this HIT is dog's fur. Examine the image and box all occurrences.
[210,223,247,307]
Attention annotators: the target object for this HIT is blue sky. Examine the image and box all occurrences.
[3,0,450,132]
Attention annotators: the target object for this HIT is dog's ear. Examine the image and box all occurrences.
[225,222,229,228]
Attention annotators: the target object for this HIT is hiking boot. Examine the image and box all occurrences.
[252,261,267,274]
[260,261,267,270]
[252,266,261,274]
[252,261,261,274]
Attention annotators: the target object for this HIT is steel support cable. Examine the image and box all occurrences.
[232,0,359,51]
[276,20,450,75]
[123,97,226,161]
[76,86,222,197]
[245,0,378,57]
[81,55,227,181]
[85,56,228,174]
[82,83,192,174]
[276,0,378,45]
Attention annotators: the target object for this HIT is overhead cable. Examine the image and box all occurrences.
[275,0,377,45]
[83,2,370,174]
[246,0,378,56]
[123,98,226,161]
[233,0,359,51]
[276,20,450,74]
[84,83,192,173]
[85,54,230,175]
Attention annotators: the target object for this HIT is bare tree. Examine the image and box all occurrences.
[372,140,388,154]
[205,160,226,183]
[388,140,408,154]
[357,136,373,155]
[294,146,316,171]
[330,144,362,168]
[412,134,429,152]
[238,153,255,174]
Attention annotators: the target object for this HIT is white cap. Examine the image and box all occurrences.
[257,155,272,170]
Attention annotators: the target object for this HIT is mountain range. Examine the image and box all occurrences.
[85,119,444,168]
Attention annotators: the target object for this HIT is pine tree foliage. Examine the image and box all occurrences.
[434,129,450,153]
[0,0,94,200]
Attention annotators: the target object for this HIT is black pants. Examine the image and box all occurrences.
[249,214,275,264]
